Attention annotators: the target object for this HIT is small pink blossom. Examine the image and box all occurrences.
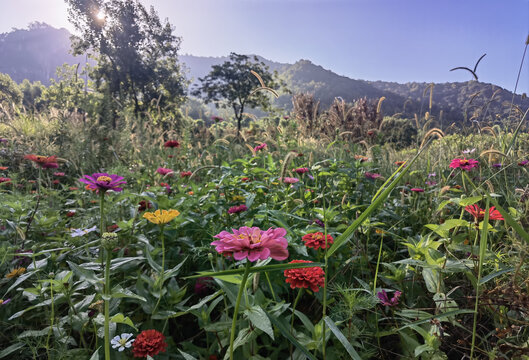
[282,177,299,184]
[293,167,309,174]
[254,143,267,152]
[211,226,289,262]
[156,167,173,176]
[365,172,382,180]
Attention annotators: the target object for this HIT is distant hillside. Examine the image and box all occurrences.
[0,23,84,85]
[1,24,528,126]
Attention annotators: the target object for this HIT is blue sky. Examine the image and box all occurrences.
[1,0,528,93]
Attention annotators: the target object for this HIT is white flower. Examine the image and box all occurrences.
[462,148,476,154]
[70,225,98,238]
[111,333,134,352]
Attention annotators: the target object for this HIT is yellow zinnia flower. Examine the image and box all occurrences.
[6,267,26,279]
[143,209,180,225]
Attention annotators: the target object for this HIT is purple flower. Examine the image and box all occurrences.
[0,298,11,305]
[492,163,502,168]
[282,177,299,184]
[0,138,7,144]
[377,290,401,307]
[228,204,248,214]
[79,173,126,192]
[194,277,214,297]
[311,219,325,227]
[428,172,436,178]
[518,160,529,166]
[211,226,289,262]
[425,181,437,186]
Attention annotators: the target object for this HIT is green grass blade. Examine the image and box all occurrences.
[264,309,317,360]
[185,262,324,279]
[324,316,362,360]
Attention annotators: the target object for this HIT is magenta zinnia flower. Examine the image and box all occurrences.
[228,204,248,214]
[411,188,424,193]
[377,290,401,307]
[156,167,173,176]
[254,143,267,152]
[293,167,309,174]
[211,226,289,262]
[449,158,479,171]
[79,173,126,192]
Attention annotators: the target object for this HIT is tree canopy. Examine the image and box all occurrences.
[193,53,279,134]
[66,0,187,126]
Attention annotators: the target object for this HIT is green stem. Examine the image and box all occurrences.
[100,191,105,268]
[290,288,303,360]
[373,232,384,294]
[264,271,277,302]
[104,248,111,360]
[152,225,165,315]
[229,261,252,360]
[46,279,54,359]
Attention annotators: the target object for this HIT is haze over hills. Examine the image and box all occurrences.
[1,24,528,125]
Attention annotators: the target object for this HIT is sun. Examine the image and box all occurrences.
[96,10,105,20]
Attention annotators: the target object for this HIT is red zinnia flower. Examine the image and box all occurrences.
[284,260,325,292]
[138,200,152,212]
[180,171,192,178]
[52,179,60,185]
[24,155,59,169]
[394,161,406,166]
[364,172,382,180]
[293,167,309,174]
[302,232,334,250]
[465,204,504,221]
[241,177,250,182]
[66,211,76,217]
[132,329,167,358]
[164,140,180,148]
[410,188,424,193]
[0,166,8,170]
[449,158,479,171]
[0,177,11,185]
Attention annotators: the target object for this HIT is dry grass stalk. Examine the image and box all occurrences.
[377,97,386,113]
[279,151,298,181]
[419,128,444,149]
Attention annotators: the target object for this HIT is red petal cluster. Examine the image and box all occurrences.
[132,329,167,358]
[164,140,180,148]
[465,204,504,221]
[284,260,325,292]
[302,232,334,250]
[24,154,59,169]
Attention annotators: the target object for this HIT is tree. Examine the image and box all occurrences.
[0,73,22,106]
[66,0,187,126]
[193,53,279,135]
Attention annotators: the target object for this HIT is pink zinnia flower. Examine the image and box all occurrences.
[365,172,382,180]
[254,143,267,152]
[211,226,289,262]
[449,158,479,171]
[53,172,65,177]
[282,177,299,184]
[156,167,173,176]
[293,167,309,174]
[411,188,424,193]
[228,204,248,214]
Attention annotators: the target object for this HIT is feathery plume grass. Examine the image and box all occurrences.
[376,97,386,114]
[279,151,298,181]
[419,128,444,149]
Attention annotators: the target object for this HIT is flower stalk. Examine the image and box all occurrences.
[229,261,252,360]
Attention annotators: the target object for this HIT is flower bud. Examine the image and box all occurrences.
[101,232,118,250]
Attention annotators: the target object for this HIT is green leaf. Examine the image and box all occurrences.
[327,144,428,258]
[110,313,138,330]
[89,348,100,360]
[0,343,24,359]
[145,247,162,272]
[5,271,37,294]
[163,257,187,279]
[111,286,146,302]
[323,316,362,360]
[245,306,274,340]
[186,262,324,279]
[264,309,316,360]
[178,349,198,360]
[489,197,529,244]
[67,261,101,285]
[478,267,514,285]
[458,196,483,206]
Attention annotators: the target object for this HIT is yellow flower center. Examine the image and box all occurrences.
[460,160,469,166]
[97,176,112,182]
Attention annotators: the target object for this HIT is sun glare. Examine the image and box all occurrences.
[96,10,105,20]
